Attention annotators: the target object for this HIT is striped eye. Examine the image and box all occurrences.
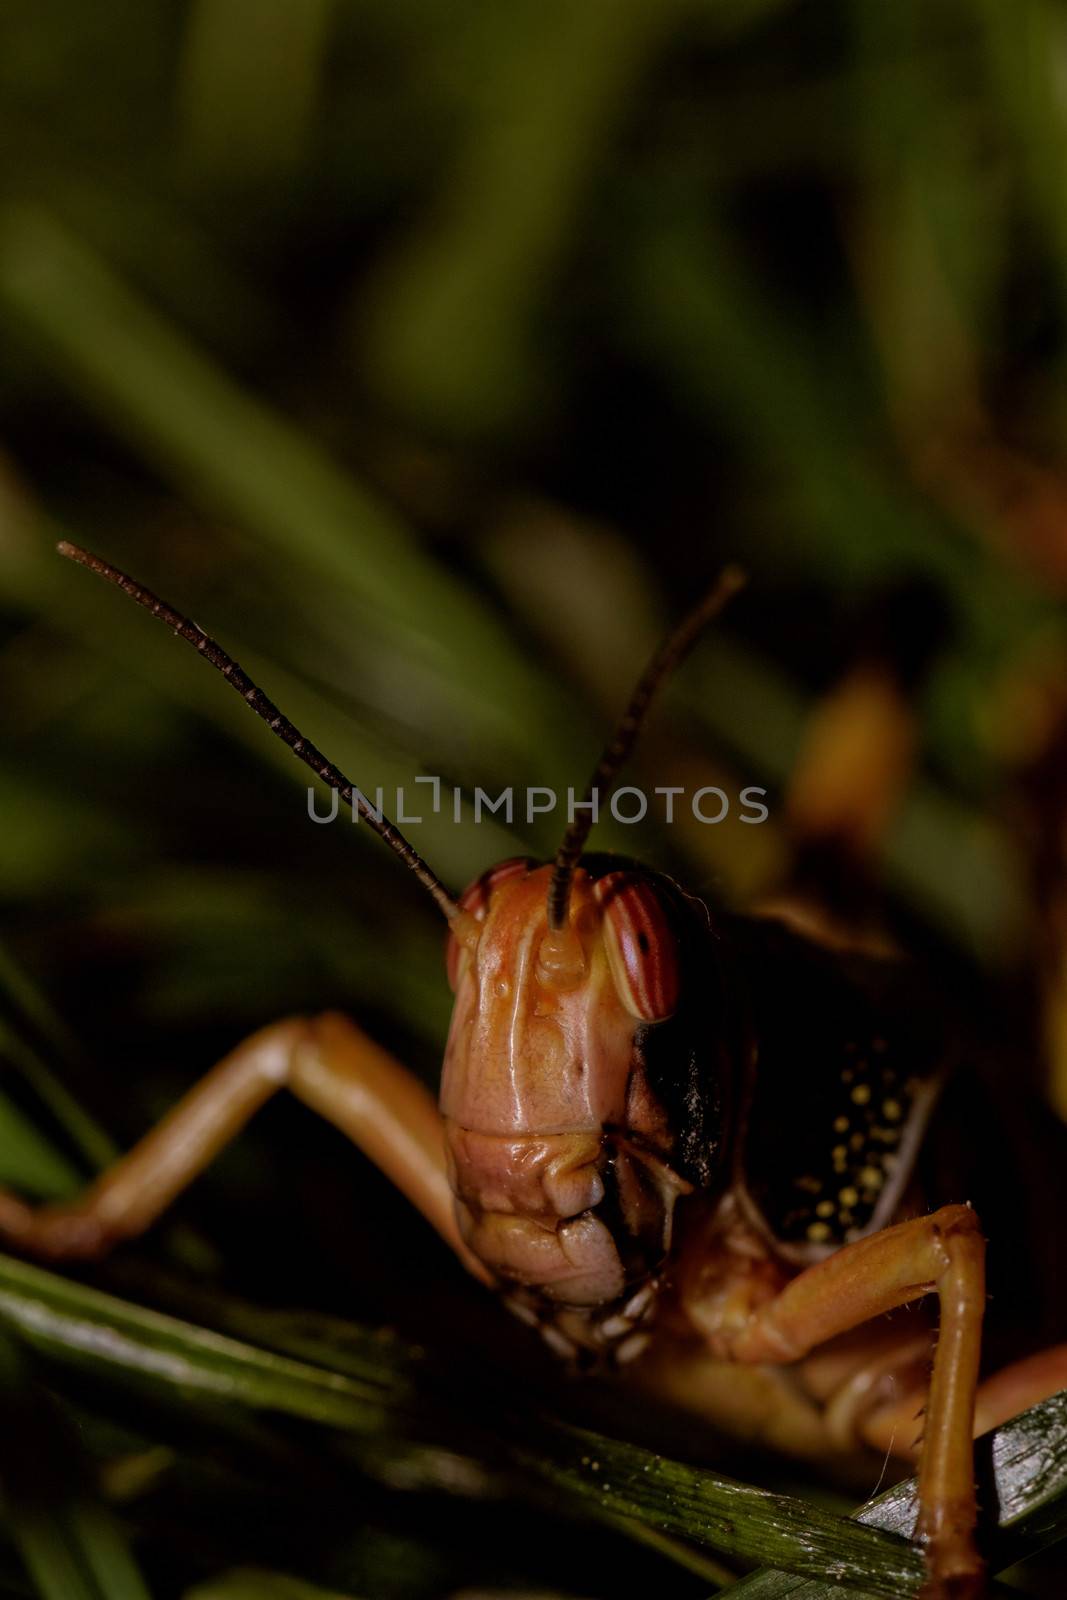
[594,871,680,1021]
[446,857,531,991]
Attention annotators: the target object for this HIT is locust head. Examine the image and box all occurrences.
[440,858,694,1312]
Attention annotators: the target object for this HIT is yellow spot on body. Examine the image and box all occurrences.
[851,1084,871,1105]
[838,1186,859,1207]
[883,1099,902,1121]
[816,1200,834,1218]
[859,1165,884,1190]
[796,1174,822,1194]
[833,1116,849,1133]
[807,1221,831,1242]
[850,1132,864,1151]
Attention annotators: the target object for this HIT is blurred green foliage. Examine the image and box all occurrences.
[2,0,1067,1594]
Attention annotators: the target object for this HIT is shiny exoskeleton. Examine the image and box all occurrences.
[441,853,949,1368]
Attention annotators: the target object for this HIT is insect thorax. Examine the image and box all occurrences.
[726,916,949,1266]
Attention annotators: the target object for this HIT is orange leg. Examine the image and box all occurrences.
[861,1340,1067,1459]
[0,1013,489,1283]
[711,1206,986,1600]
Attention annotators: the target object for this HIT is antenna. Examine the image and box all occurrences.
[546,565,746,931]
[57,542,462,922]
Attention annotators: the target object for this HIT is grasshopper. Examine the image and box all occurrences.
[3,541,1066,1599]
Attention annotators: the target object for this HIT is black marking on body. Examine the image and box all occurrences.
[726,917,949,1259]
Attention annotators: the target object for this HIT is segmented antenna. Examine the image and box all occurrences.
[57,542,462,922]
[546,565,747,931]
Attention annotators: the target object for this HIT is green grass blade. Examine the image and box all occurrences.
[0,1253,1062,1594]
[0,1329,153,1600]
[0,1254,918,1589]
[6,1516,98,1600]
[177,0,333,185]
[0,944,83,1077]
[0,1084,81,1200]
[66,1502,155,1600]
[512,1421,922,1597]
[706,1391,1067,1597]
[0,951,117,1175]
[0,945,117,1203]
[361,0,684,436]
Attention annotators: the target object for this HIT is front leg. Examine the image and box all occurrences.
[0,1013,488,1282]
[709,1205,985,1599]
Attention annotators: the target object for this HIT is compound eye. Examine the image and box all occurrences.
[594,871,680,1020]
[446,857,532,991]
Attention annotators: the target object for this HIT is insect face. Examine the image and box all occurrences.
[440,860,693,1313]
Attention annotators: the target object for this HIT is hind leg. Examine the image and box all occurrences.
[861,1342,1067,1460]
